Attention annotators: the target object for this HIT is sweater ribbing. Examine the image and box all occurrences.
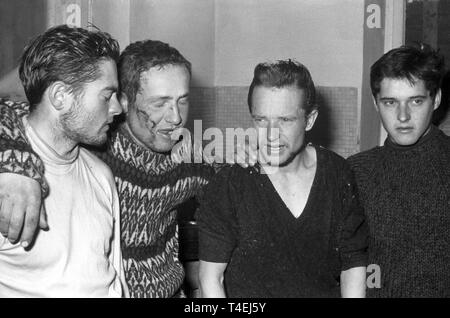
[348,126,450,297]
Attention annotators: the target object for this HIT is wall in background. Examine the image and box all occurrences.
[0,0,47,77]
[405,0,450,136]
[212,0,364,157]
[0,0,402,157]
[129,0,215,88]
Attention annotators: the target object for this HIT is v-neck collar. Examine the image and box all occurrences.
[257,145,321,223]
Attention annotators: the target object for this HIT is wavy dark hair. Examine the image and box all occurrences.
[118,40,191,108]
[19,24,120,110]
[370,43,446,99]
[247,59,317,115]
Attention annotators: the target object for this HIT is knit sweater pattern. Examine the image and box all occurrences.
[348,126,450,297]
[97,126,213,298]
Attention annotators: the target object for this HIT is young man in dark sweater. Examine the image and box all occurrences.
[198,60,368,298]
[347,44,450,297]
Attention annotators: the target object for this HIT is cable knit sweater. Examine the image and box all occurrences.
[347,126,450,297]
[0,98,215,298]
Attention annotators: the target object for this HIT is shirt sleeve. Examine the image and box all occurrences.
[338,166,369,271]
[0,98,49,197]
[197,167,239,263]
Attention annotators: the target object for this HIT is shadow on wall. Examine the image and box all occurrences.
[306,91,333,149]
[433,70,450,127]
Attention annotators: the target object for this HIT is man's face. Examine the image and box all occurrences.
[61,59,122,146]
[127,65,190,153]
[374,77,441,146]
[251,86,316,166]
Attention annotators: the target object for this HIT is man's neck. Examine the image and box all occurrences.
[121,121,153,151]
[262,145,316,178]
[27,111,78,158]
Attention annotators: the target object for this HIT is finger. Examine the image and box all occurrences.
[171,140,184,163]
[235,147,248,167]
[225,151,235,164]
[7,201,24,244]
[20,203,42,248]
[39,204,49,231]
[193,142,203,163]
[0,199,12,237]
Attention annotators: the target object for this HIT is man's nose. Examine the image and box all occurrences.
[397,102,411,122]
[166,104,182,126]
[267,122,280,142]
[109,94,122,116]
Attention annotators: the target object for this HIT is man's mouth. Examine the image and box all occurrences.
[157,129,175,139]
[264,144,285,154]
[102,123,111,131]
[396,126,414,133]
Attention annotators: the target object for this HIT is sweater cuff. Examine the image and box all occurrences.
[0,140,49,198]
[340,251,368,272]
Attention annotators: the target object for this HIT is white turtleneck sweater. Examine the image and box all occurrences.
[0,117,128,297]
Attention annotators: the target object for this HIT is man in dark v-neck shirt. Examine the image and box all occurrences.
[198,60,369,298]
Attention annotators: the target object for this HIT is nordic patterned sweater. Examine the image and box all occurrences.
[347,126,450,297]
[0,98,215,298]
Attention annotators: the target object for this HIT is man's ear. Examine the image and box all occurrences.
[48,82,69,111]
[305,109,318,132]
[372,95,380,113]
[120,93,129,113]
[433,88,442,111]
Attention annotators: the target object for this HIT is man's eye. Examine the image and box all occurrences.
[411,99,423,105]
[152,103,165,108]
[281,118,291,122]
[383,100,395,106]
[179,99,189,106]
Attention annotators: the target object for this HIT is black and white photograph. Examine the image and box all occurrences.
[0,0,449,303]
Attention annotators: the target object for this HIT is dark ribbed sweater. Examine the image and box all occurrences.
[199,146,368,298]
[348,126,450,297]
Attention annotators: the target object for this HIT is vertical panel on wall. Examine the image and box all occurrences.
[91,0,130,51]
[46,0,92,28]
[360,0,386,151]
[0,0,47,77]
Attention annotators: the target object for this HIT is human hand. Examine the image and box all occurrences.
[171,127,193,164]
[0,173,47,248]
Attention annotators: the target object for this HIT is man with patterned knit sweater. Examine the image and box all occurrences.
[0,39,221,297]
[347,44,450,297]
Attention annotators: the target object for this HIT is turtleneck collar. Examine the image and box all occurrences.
[384,125,440,153]
[109,123,174,175]
[23,116,79,167]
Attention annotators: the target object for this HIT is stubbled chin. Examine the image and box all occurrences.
[147,139,176,153]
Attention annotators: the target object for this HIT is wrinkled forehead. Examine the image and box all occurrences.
[251,85,306,115]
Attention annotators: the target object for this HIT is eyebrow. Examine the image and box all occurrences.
[102,86,118,93]
[252,114,297,119]
[408,95,427,99]
[379,95,427,100]
[145,93,190,103]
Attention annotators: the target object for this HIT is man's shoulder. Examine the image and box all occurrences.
[0,97,30,118]
[347,146,384,169]
[213,164,250,182]
[315,145,346,163]
[205,164,254,194]
[79,147,115,183]
[437,127,450,145]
